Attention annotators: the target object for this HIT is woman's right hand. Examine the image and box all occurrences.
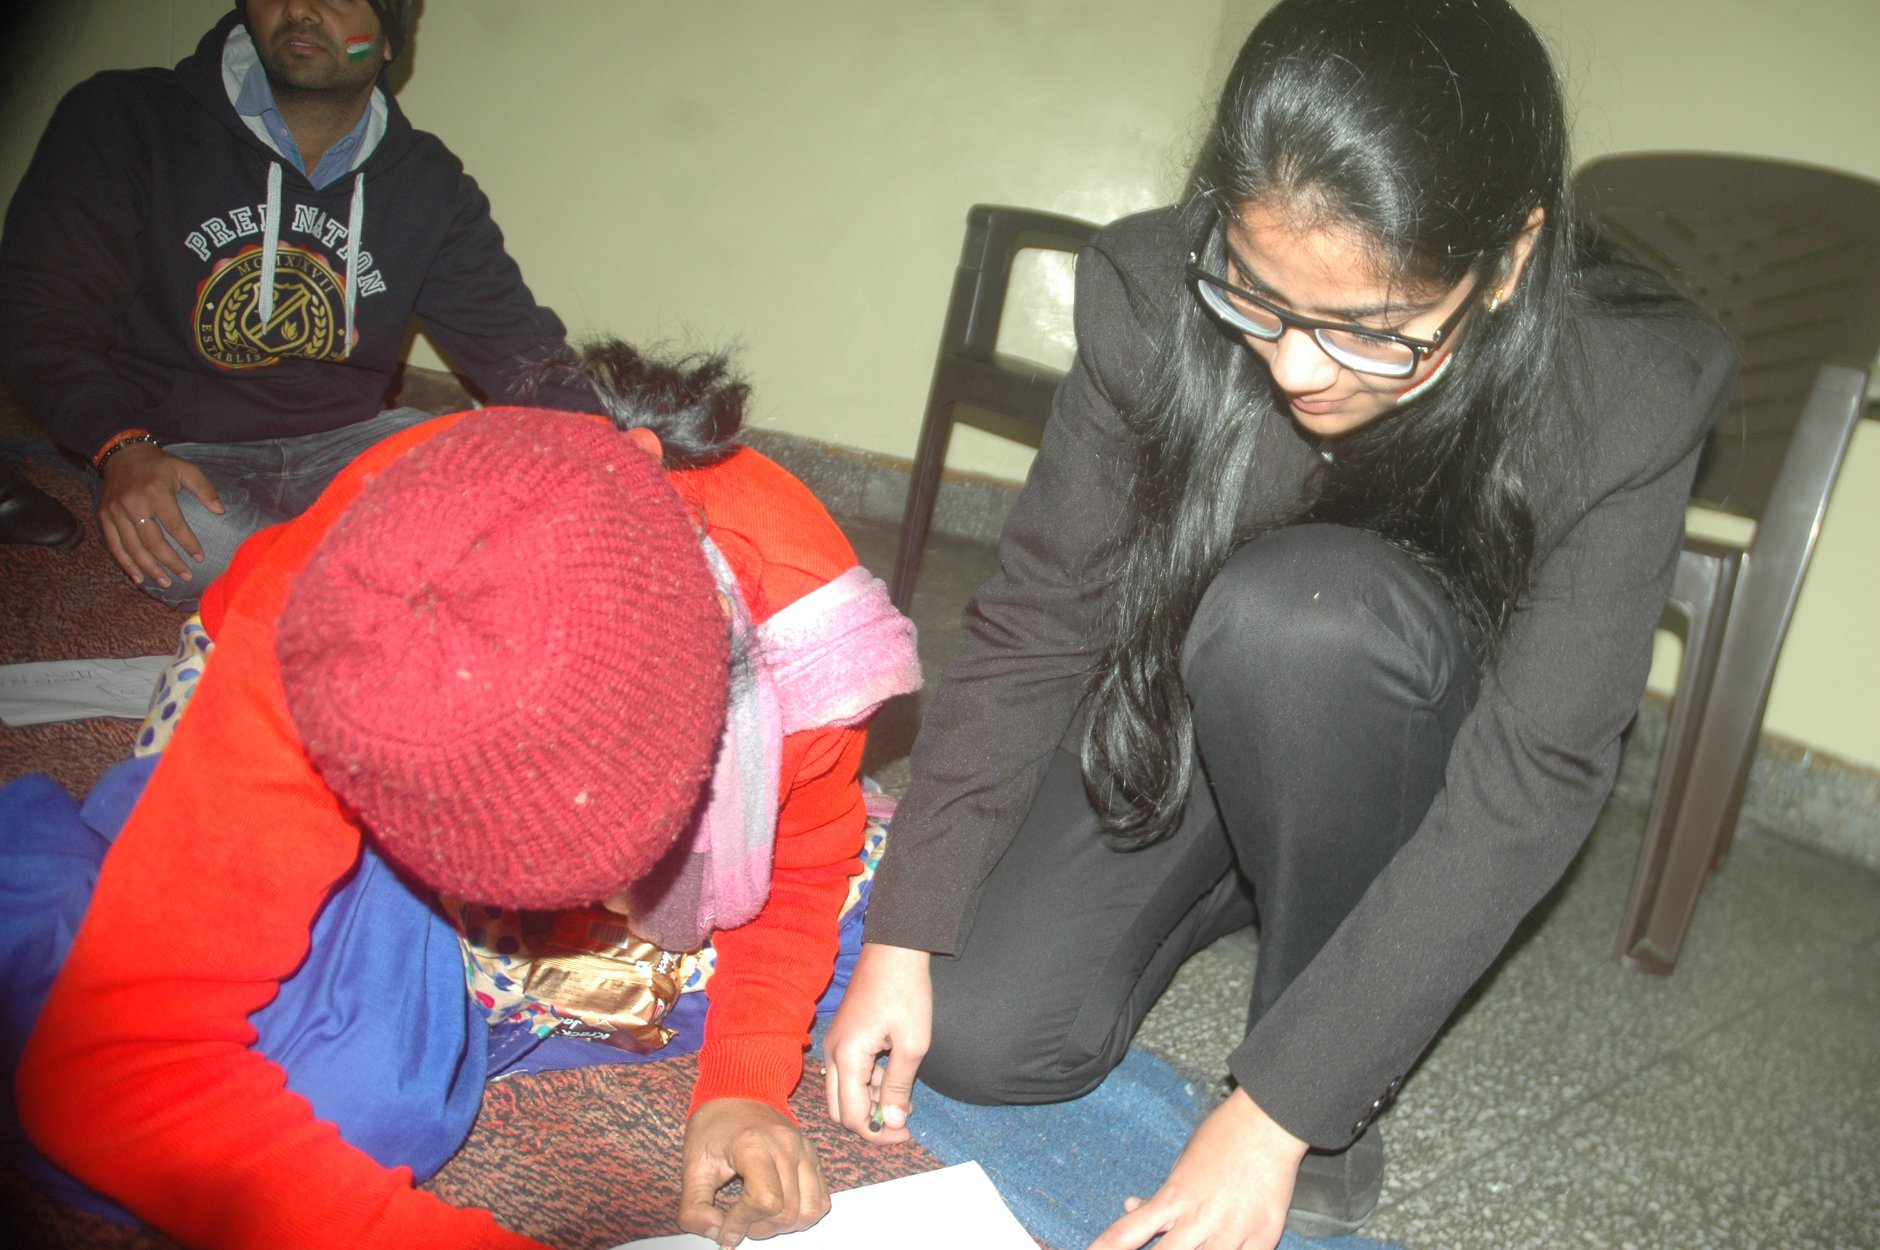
[823,942,931,1144]
[1085,1087,1308,1250]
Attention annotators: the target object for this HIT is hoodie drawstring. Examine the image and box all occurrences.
[259,161,282,326]
[343,172,363,356]
[256,163,362,360]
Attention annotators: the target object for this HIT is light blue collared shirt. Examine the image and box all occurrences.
[233,59,375,190]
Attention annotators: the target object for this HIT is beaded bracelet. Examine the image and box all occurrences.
[93,430,160,473]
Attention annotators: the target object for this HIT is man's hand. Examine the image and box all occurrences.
[1085,1087,1309,1250]
[822,942,931,1144]
[678,1098,829,1247]
[97,442,223,589]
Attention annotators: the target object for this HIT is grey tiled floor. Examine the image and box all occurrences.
[843,516,1880,1250]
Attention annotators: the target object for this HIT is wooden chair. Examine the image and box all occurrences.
[1574,153,1880,972]
[890,205,1100,611]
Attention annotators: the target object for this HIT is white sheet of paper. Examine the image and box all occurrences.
[0,656,170,728]
[611,1161,1034,1250]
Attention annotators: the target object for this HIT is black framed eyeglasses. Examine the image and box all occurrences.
[1185,245,1486,380]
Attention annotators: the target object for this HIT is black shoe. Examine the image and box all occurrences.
[1286,1122,1383,1238]
[0,461,81,549]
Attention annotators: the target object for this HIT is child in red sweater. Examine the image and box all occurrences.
[13,345,918,1249]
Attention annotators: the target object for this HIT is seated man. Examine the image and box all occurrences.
[0,0,597,608]
[13,343,921,1249]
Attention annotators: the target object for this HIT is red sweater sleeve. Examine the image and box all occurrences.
[672,449,873,1116]
[17,415,542,1250]
[689,724,867,1114]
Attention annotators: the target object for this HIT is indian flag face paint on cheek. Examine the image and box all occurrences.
[345,34,376,60]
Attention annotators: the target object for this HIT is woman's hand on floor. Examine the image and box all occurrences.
[1085,1087,1308,1250]
[678,1098,829,1247]
[822,941,931,1144]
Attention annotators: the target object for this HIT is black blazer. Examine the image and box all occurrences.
[865,206,1735,1147]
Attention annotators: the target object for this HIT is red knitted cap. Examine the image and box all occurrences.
[277,410,730,909]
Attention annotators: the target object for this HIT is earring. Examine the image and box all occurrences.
[1486,287,1508,314]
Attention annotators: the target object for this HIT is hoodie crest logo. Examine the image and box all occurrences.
[194,244,348,369]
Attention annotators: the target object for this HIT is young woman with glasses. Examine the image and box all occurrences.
[827,2,1734,1248]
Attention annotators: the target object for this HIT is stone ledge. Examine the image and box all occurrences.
[1614,694,1880,874]
[744,427,1019,547]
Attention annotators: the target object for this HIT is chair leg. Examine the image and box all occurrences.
[1616,552,1737,973]
[1656,635,1776,891]
[1618,367,1866,971]
[891,392,958,613]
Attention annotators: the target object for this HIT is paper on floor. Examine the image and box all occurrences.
[0,656,169,727]
[611,1161,1034,1250]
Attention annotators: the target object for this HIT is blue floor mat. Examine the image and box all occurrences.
[908,1048,1402,1250]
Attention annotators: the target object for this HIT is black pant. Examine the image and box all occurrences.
[923,525,1479,1104]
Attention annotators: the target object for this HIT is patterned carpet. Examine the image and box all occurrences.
[0,452,177,798]
[427,1057,938,1249]
[0,445,946,1249]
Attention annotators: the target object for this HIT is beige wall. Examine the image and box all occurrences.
[3,0,1877,769]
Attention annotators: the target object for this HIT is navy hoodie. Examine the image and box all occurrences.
[0,10,595,460]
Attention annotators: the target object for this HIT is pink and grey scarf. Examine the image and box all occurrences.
[620,549,920,951]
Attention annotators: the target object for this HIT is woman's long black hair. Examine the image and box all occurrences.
[1082,0,1617,841]
[530,337,749,468]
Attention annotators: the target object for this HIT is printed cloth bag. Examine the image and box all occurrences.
[457,797,891,1076]
[133,615,212,755]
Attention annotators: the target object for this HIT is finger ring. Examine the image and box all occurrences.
[135,517,154,525]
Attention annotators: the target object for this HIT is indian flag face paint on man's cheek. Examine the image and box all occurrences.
[345,34,376,60]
